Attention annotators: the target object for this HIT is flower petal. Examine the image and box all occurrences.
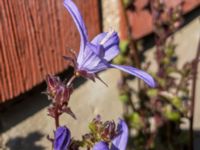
[64,0,88,63]
[93,142,110,150]
[91,31,120,61]
[110,64,156,87]
[91,32,107,45]
[78,43,109,73]
[54,126,71,150]
[111,119,128,150]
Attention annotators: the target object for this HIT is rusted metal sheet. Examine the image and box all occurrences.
[120,0,200,40]
[0,0,100,102]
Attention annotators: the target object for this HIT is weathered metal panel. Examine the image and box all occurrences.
[0,0,100,102]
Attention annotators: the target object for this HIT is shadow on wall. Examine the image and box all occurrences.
[5,131,45,150]
[0,67,86,133]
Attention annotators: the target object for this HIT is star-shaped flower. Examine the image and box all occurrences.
[63,0,155,87]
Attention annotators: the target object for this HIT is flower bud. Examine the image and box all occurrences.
[101,121,116,142]
[54,126,71,150]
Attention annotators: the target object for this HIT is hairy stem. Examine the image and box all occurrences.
[67,75,76,87]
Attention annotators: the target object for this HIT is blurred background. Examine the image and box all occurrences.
[0,0,200,149]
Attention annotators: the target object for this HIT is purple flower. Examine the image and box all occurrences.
[54,126,71,150]
[63,0,155,87]
[93,119,128,150]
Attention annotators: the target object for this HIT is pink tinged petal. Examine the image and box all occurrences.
[93,142,110,150]
[111,119,128,150]
[54,126,71,150]
[110,64,156,87]
[63,0,88,63]
[91,32,120,61]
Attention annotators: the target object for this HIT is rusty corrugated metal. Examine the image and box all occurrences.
[0,0,101,102]
[120,0,200,40]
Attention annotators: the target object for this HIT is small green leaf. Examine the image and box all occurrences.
[147,89,158,97]
[112,54,126,64]
[171,97,182,109]
[163,105,181,121]
[162,57,170,65]
[166,47,175,57]
[88,122,96,133]
[166,67,176,74]
[157,78,166,87]
[119,93,129,103]
[119,40,129,54]
[129,112,143,129]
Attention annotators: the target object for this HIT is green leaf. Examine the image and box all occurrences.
[112,54,126,64]
[157,77,166,87]
[166,47,175,57]
[119,40,129,54]
[171,97,182,109]
[129,112,143,129]
[163,105,181,121]
[162,57,170,65]
[88,122,96,133]
[147,89,158,97]
[119,93,129,103]
[166,67,176,74]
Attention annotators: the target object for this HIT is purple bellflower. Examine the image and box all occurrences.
[93,119,128,150]
[54,126,71,150]
[63,0,155,87]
